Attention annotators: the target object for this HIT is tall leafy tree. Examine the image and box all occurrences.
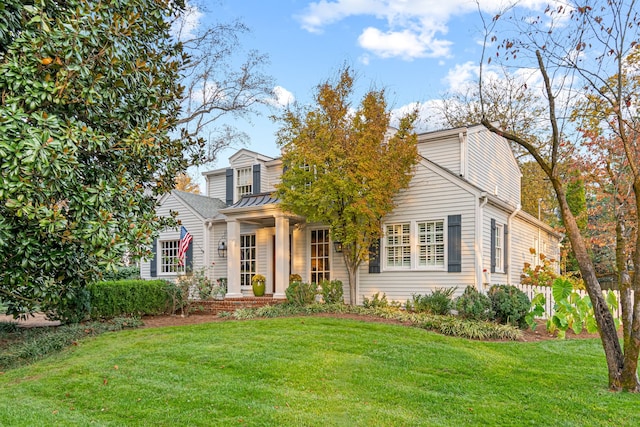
[0,0,194,320]
[275,68,419,305]
[174,172,201,194]
[480,0,640,391]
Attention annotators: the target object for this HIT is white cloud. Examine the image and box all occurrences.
[269,86,295,108]
[442,61,479,93]
[171,1,203,41]
[390,101,443,133]
[358,27,451,60]
[296,0,549,60]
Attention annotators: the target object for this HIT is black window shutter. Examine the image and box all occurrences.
[504,224,509,274]
[252,164,261,194]
[448,215,462,272]
[368,239,381,274]
[150,239,157,277]
[490,219,496,273]
[186,241,193,271]
[225,168,234,206]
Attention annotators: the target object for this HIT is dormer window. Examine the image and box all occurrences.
[236,167,253,198]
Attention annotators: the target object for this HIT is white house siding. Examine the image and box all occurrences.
[209,224,228,282]
[510,214,560,282]
[140,193,206,281]
[356,163,477,304]
[205,170,226,200]
[466,129,521,207]
[417,134,461,175]
[482,204,511,285]
[263,163,282,193]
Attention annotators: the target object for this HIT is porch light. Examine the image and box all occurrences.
[218,235,227,258]
[333,241,343,253]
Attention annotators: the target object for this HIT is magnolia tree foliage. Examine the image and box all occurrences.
[275,68,419,305]
[0,0,195,319]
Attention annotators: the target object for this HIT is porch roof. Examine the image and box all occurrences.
[228,192,280,209]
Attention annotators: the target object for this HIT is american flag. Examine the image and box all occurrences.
[178,226,192,266]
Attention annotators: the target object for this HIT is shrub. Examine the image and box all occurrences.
[320,279,344,304]
[455,286,494,321]
[408,288,456,315]
[101,265,141,281]
[285,282,317,306]
[88,279,175,319]
[488,284,530,328]
[362,292,389,309]
[44,285,92,324]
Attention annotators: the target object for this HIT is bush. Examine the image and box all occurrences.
[285,282,318,306]
[44,285,92,324]
[455,286,494,321]
[88,279,175,319]
[320,279,344,304]
[362,292,389,309]
[408,288,456,315]
[488,284,530,328]
[101,265,141,281]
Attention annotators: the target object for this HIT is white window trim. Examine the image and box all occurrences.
[382,219,447,272]
[308,227,331,283]
[236,166,253,200]
[159,239,184,275]
[240,233,256,288]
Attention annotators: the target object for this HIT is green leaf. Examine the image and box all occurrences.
[552,278,573,302]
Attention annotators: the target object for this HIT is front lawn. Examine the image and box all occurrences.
[0,317,637,426]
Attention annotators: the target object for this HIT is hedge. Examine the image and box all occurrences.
[87,280,177,319]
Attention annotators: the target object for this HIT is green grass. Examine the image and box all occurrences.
[0,317,637,426]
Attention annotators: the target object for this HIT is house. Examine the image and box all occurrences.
[141,124,561,304]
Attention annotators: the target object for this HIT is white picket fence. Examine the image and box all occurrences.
[515,284,628,319]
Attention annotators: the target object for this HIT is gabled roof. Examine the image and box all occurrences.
[172,190,226,220]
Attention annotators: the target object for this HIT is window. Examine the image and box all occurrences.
[310,229,330,283]
[386,223,411,268]
[384,220,448,270]
[418,220,445,267]
[240,234,256,287]
[236,167,252,198]
[494,223,504,272]
[161,240,183,273]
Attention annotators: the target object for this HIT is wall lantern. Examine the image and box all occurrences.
[333,241,343,253]
[218,234,227,258]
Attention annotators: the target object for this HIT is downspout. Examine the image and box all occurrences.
[476,193,489,292]
[507,204,521,285]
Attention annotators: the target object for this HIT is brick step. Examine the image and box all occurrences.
[187,296,286,315]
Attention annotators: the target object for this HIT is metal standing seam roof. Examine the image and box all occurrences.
[172,190,227,219]
[227,192,280,209]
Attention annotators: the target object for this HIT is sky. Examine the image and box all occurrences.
[184,0,549,181]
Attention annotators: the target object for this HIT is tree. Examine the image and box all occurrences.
[175,172,201,194]
[275,68,419,305]
[173,6,274,164]
[437,71,545,160]
[479,0,640,391]
[0,0,194,320]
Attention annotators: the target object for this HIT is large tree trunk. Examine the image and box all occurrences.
[619,179,640,391]
[553,178,633,390]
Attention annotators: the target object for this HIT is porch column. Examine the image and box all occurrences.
[274,214,290,299]
[225,219,243,298]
